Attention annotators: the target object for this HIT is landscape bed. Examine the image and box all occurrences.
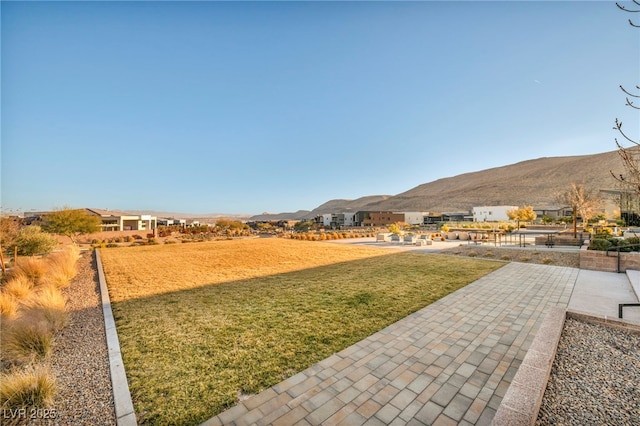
[99,238,503,425]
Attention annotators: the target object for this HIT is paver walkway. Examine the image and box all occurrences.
[203,263,578,426]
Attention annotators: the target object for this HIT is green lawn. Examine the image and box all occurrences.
[102,240,502,425]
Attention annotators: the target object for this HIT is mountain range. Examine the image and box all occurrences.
[249,149,626,221]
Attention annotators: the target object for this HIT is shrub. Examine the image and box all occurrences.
[0,292,19,318]
[124,236,134,242]
[43,246,80,289]
[616,240,633,252]
[23,286,68,332]
[589,238,612,251]
[10,257,47,286]
[164,240,177,244]
[541,257,554,265]
[2,320,55,363]
[2,274,35,300]
[147,238,157,245]
[11,226,58,256]
[595,227,613,237]
[626,236,640,246]
[0,366,56,410]
[132,235,143,240]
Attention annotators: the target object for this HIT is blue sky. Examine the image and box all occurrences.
[2,1,638,215]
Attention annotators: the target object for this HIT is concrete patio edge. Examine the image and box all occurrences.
[96,249,137,426]
[491,306,566,426]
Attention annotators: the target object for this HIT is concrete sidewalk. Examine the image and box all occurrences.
[202,263,579,426]
[569,269,640,323]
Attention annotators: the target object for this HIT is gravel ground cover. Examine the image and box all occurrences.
[536,317,640,425]
[440,244,580,268]
[31,251,116,426]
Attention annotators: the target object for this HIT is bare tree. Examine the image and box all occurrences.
[556,183,604,236]
[612,2,640,201]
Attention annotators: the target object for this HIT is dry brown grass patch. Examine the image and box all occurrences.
[43,246,80,289]
[0,365,56,411]
[1,319,55,365]
[100,238,399,301]
[0,292,19,319]
[9,258,47,287]
[23,286,68,332]
[2,275,35,301]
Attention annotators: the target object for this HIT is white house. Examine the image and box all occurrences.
[402,212,427,225]
[472,206,518,222]
[86,208,157,231]
[341,212,356,227]
[321,213,357,228]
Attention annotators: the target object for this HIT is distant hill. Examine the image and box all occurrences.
[249,196,392,221]
[249,210,313,221]
[311,195,392,214]
[251,150,626,220]
[361,150,623,213]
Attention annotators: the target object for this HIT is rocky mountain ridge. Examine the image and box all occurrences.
[250,150,625,220]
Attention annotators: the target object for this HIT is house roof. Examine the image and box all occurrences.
[87,208,135,217]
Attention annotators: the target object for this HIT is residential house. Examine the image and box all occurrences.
[320,212,357,228]
[87,208,157,232]
[361,211,406,227]
[424,212,472,224]
[533,206,573,221]
[472,206,519,222]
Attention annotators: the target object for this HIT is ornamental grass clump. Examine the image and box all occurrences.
[0,292,19,319]
[2,293,67,358]
[0,366,56,411]
[23,286,68,332]
[2,319,55,364]
[2,274,35,301]
[9,257,47,287]
[43,245,80,289]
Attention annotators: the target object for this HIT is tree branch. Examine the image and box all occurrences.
[625,98,640,109]
[617,1,640,25]
[615,120,640,146]
[620,84,640,98]
[617,1,640,12]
